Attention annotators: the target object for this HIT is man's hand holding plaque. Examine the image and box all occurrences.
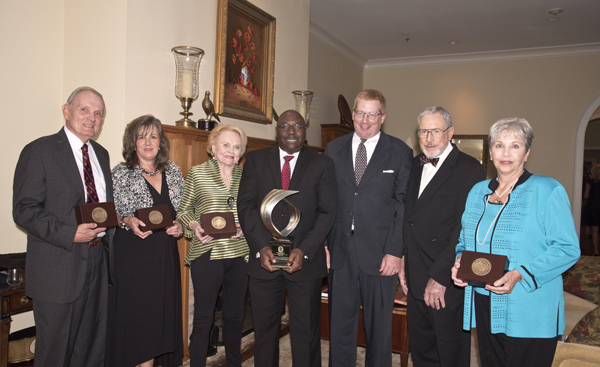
[260,189,301,271]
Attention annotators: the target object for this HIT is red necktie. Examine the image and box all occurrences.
[281,155,294,190]
[82,144,99,203]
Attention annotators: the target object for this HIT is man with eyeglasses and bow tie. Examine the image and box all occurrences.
[238,109,336,367]
[13,86,113,367]
[399,106,485,367]
[325,89,413,367]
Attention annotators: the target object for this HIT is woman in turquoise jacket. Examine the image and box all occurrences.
[451,117,580,367]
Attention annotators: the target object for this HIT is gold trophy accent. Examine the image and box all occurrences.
[211,216,227,230]
[148,210,163,225]
[260,189,301,269]
[91,207,108,223]
[472,258,492,277]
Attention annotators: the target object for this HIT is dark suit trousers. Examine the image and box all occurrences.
[407,292,471,367]
[32,242,107,367]
[249,273,322,367]
[189,251,248,367]
[328,237,397,367]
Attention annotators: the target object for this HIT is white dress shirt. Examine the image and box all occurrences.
[352,131,381,167]
[64,126,107,202]
[279,148,300,177]
[418,143,453,198]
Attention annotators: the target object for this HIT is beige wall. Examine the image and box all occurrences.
[3,0,310,330]
[365,54,600,202]
[307,35,363,144]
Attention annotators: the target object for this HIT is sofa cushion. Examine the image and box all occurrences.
[567,305,600,346]
[552,341,600,367]
[563,256,600,305]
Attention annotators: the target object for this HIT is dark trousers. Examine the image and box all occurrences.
[249,274,323,367]
[407,292,471,367]
[33,243,108,367]
[328,240,397,367]
[474,292,559,367]
[189,252,248,367]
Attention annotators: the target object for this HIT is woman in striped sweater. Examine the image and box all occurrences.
[176,124,249,367]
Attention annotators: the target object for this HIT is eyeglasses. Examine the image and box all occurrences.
[417,127,450,139]
[354,110,382,121]
[277,124,305,131]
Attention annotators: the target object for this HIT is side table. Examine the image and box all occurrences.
[1,283,32,367]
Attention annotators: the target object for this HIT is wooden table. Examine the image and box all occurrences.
[320,299,410,367]
[1,282,32,367]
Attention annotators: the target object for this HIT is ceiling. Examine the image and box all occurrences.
[309,0,600,67]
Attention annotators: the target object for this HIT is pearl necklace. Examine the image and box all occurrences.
[476,175,521,246]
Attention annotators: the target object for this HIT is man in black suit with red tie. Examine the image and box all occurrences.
[325,89,413,367]
[238,110,336,367]
[13,87,113,367]
[400,106,485,367]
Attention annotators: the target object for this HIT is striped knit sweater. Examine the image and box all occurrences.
[177,159,249,264]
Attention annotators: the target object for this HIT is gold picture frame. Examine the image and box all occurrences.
[452,135,489,171]
[214,0,276,124]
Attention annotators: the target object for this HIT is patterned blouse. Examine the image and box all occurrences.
[112,161,185,222]
[176,159,249,264]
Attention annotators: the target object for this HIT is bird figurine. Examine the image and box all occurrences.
[202,91,221,123]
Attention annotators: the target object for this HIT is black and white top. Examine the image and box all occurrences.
[112,161,185,223]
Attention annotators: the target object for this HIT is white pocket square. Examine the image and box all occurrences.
[383,170,394,173]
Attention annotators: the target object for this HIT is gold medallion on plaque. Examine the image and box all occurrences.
[148,210,163,225]
[91,207,108,223]
[212,216,226,230]
[472,258,492,276]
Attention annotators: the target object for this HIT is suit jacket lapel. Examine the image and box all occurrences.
[268,145,283,189]
[407,161,424,212]
[56,129,86,203]
[412,145,459,214]
[289,147,308,189]
[335,135,356,188]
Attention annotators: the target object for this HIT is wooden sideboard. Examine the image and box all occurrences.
[163,124,323,361]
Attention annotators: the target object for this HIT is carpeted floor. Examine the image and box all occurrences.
[238,328,481,367]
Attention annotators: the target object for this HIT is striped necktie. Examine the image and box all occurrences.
[355,139,367,185]
[82,144,99,203]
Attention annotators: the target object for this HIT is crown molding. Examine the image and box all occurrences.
[364,43,600,69]
[309,22,367,68]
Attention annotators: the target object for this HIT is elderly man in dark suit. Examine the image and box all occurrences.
[238,110,336,367]
[399,106,485,367]
[13,86,113,367]
[325,89,413,367]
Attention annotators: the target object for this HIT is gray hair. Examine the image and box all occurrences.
[66,86,105,115]
[489,117,534,151]
[418,106,452,128]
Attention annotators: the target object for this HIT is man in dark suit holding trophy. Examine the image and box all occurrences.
[238,110,336,367]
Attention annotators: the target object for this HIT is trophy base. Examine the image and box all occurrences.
[272,257,291,269]
[271,239,292,269]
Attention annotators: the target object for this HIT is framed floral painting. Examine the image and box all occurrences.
[214,0,276,124]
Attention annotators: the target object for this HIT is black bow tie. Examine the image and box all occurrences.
[420,156,439,167]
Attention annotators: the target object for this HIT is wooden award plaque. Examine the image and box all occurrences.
[135,204,173,231]
[75,202,118,227]
[201,212,237,239]
[456,250,509,287]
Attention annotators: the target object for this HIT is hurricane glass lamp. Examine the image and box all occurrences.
[172,46,204,127]
[292,90,314,127]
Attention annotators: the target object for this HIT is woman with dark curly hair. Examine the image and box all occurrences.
[106,115,185,367]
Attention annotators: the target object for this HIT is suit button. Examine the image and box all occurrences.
[354,192,358,196]
[82,257,86,260]
[408,222,413,226]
